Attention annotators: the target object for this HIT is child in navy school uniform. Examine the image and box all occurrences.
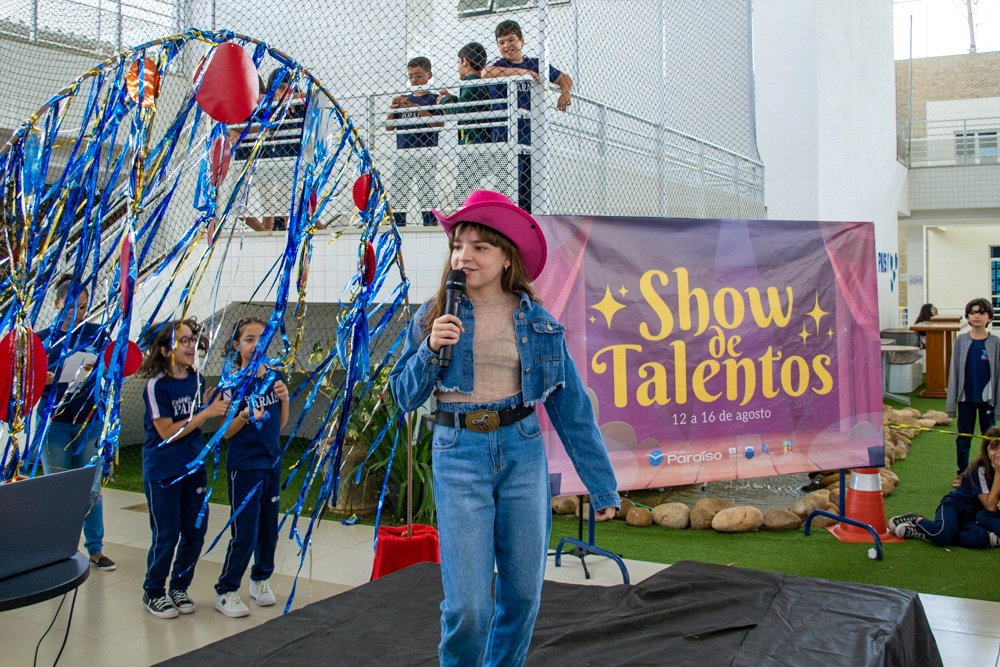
[890,426,1000,549]
[214,318,289,618]
[139,319,229,619]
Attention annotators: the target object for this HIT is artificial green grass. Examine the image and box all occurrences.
[545,386,1000,602]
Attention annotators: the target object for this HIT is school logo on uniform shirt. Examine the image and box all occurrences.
[172,395,195,417]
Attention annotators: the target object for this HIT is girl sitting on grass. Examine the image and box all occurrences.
[890,425,1000,548]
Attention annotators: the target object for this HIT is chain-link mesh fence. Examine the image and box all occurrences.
[895,50,1000,168]
[0,0,763,514]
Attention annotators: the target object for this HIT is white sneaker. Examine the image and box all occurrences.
[214,591,250,617]
[990,532,1000,548]
[250,579,276,606]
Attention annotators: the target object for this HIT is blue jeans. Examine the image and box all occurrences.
[40,420,104,557]
[956,402,994,475]
[914,502,991,548]
[434,396,550,667]
[976,509,1000,538]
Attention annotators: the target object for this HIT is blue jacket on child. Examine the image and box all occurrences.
[389,292,621,512]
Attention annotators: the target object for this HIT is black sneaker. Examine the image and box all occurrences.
[169,589,196,614]
[887,513,919,533]
[143,593,178,619]
[895,523,927,541]
[90,554,116,571]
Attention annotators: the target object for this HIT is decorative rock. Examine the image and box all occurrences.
[885,442,898,462]
[711,506,764,533]
[552,496,579,515]
[810,514,837,528]
[626,507,653,527]
[894,447,907,460]
[923,409,951,425]
[901,407,922,419]
[690,498,734,530]
[763,508,802,531]
[616,497,636,521]
[786,496,825,521]
[917,418,936,429]
[575,502,590,519]
[884,456,892,469]
[880,469,900,485]
[806,489,831,505]
[829,488,840,506]
[820,473,840,487]
[882,477,894,497]
[652,503,690,529]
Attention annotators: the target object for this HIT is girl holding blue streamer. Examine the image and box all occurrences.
[389,190,621,667]
[213,317,289,618]
[139,318,229,619]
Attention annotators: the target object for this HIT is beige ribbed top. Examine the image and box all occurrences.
[436,293,522,404]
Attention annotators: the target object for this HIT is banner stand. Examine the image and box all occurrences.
[550,496,630,584]
[802,470,884,561]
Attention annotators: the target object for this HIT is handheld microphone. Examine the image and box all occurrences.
[440,269,466,368]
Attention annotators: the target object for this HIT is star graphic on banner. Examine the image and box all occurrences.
[806,293,829,335]
[827,328,834,339]
[798,324,811,345]
[591,286,626,329]
[618,285,629,297]
[589,316,596,324]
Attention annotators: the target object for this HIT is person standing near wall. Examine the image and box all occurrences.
[947,298,1000,487]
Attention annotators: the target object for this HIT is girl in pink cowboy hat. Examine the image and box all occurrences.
[389,190,620,667]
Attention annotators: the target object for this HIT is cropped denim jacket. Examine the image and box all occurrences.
[389,292,621,512]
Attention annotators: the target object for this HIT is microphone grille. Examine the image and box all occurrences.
[445,270,466,289]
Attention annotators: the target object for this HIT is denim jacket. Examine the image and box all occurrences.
[389,292,621,512]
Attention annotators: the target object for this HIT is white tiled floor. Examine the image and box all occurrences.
[2,488,998,666]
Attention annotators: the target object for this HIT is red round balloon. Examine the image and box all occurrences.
[363,241,376,286]
[210,135,232,188]
[103,340,142,377]
[195,43,259,124]
[0,329,49,422]
[353,174,372,210]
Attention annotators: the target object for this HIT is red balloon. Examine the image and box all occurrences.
[195,43,259,124]
[353,173,372,210]
[103,340,142,377]
[210,135,232,188]
[119,233,132,316]
[363,241,376,286]
[0,329,49,422]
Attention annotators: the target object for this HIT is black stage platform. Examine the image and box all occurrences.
[159,560,942,666]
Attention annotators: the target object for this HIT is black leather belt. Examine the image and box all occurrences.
[435,403,535,433]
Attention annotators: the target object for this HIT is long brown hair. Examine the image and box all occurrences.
[230,317,267,369]
[966,425,1000,488]
[138,318,202,378]
[419,221,541,340]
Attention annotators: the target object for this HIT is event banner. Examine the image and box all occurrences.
[533,217,884,495]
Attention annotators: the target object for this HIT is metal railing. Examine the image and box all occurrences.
[898,116,1000,168]
[341,77,765,219]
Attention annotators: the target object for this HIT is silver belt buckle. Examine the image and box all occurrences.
[466,409,500,433]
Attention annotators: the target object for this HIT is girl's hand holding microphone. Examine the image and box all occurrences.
[428,315,464,354]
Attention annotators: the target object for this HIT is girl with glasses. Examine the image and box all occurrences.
[137,318,230,619]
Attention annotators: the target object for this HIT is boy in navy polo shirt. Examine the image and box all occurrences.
[482,20,574,212]
[37,275,114,571]
[387,57,443,226]
[214,318,289,618]
[947,298,1000,486]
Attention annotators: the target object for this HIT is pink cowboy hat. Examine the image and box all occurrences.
[432,190,547,280]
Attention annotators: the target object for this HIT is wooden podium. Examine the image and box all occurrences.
[910,321,960,398]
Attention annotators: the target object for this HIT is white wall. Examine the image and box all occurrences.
[926,226,1000,315]
[753,0,901,328]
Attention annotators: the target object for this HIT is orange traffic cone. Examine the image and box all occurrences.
[828,468,903,543]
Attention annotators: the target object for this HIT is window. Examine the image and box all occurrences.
[459,0,569,18]
[991,246,1000,322]
[956,130,998,165]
